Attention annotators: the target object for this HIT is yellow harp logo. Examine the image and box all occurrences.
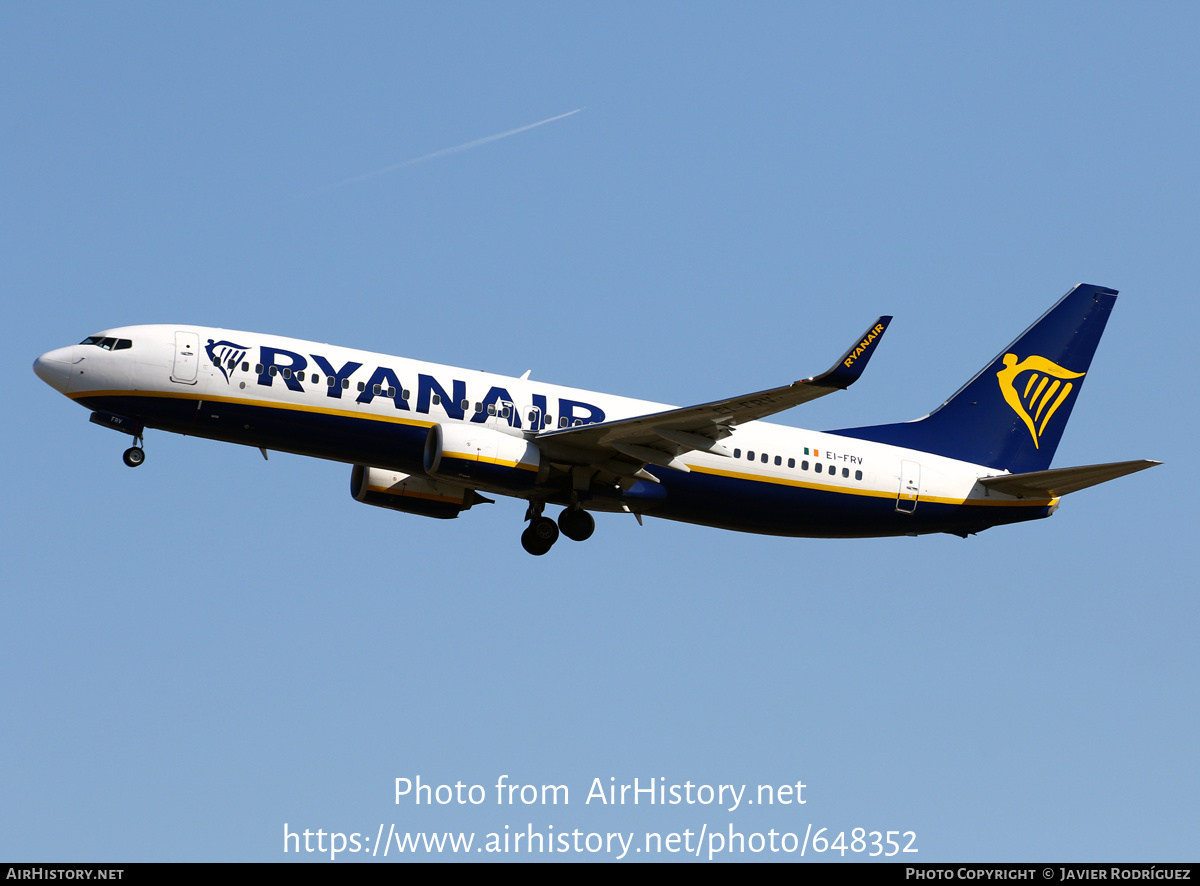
[996,354,1085,448]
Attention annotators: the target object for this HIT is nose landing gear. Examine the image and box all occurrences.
[88,410,146,466]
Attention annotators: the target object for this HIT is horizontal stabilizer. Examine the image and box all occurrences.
[977,459,1160,498]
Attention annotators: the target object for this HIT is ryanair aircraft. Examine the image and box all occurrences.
[33,284,1157,555]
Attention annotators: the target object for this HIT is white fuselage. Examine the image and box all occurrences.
[34,324,1053,539]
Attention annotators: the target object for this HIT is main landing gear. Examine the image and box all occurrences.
[558,506,595,542]
[521,502,596,555]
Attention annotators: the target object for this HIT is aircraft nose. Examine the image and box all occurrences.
[33,346,75,393]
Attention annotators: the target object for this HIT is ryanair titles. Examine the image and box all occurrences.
[842,323,886,369]
[245,343,605,430]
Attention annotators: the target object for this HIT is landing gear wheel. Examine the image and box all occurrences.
[521,527,550,556]
[558,508,595,542]
[531,516,559,546]
[521,516,559,555]
[122,446,145,468]
[520,523,549,552]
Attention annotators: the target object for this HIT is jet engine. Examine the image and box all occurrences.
[423,423,546,492]
[350,465,489,520]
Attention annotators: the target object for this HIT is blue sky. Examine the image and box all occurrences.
[3,2,1197,862]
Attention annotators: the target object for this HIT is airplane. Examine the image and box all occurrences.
[32,283,1158,555]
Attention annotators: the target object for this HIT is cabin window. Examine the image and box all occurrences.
[342,378,349,389]
[559,416,568,428]
[501,406,510,418]
[296,371,305,381]
[815,463,823,473]
[788,458,795,468]
[326,376,335,387]
[372,384,381,395]
[386,387,396,398]
[282,368,292,379]
[801,460,809,470]
[747,450,755,460]
[358,381,366,392]
[573,419,583,427]
[475,402,484,413]
[775,455,782,466]
[761,452,768,463]
[842,467,849,478]
[544,415,552,426]
[487,404,496,416]
[242,362,250,372]
[432,394,441,405]
[269,366,278,376]
[855,470,863,481]
[734,448,741,458]
[460,399,470,411]
[403,389,410,400]
[256,364,264,374]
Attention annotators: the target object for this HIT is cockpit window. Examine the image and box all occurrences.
[80,336,133,350]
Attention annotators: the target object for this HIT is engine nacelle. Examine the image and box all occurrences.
[350,465,487,520]
[424,422,544,492]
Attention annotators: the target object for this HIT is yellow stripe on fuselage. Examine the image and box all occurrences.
[687,464,1055,508]
[70,388,436,430]
[72,389,1052,507]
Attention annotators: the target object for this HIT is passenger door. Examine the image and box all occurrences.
[170,331,200,385]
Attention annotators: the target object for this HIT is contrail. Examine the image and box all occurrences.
[310,108,583,194]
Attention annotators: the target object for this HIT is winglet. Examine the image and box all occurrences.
[810,316,892,390]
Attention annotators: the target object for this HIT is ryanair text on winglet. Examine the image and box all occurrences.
[843,323,886,368]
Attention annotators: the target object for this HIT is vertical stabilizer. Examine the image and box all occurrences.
[831,284,1118,474]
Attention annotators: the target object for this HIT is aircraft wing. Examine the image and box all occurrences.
[534,316,892,482]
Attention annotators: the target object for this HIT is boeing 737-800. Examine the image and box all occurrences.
[33,283,1158,554]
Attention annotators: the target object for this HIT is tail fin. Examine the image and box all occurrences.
[831,283,1119,473]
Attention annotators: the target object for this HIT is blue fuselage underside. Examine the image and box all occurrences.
[78,394,1050,539]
